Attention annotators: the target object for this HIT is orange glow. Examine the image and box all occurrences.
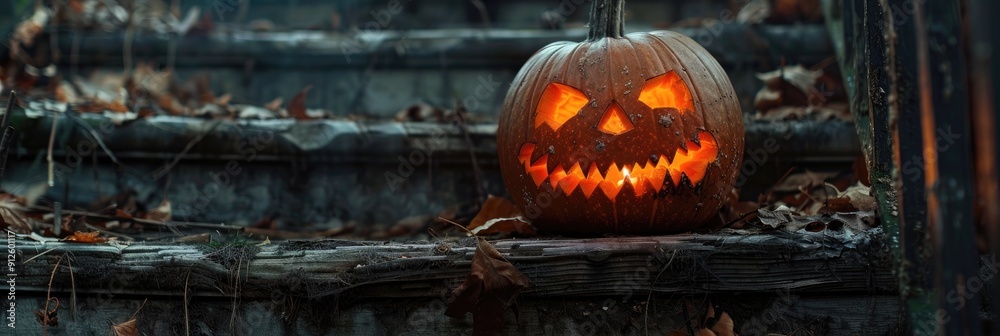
[518,130,719,200]
[638,71,694,113]
[535,83,589,131]
[597,101,634,135]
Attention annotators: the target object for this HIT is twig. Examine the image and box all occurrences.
[71,31,80,78]
[49,1,59,65]
[761,166,797,206]
[0,91,16,183]
[184,269,191,336]
[1,91,14,150]
[63,111,135,173]
[19,204,244,232]
[127,298,148,323]
[66,255,76,321]
[451,105,486,205]
[42,256,63,336]
[21,247,57,265]
[468,0,492,28]
[123,1,135,77]
[348,53,379,114]
[725,210,759,227]
[681,298,695,336]
[53,202,63,236]
[46,109,59,187]
[151,121,223,180]
[788,317,821,335]
[83,223,134,241]
[645,249,678,336]
[811,55,838,71]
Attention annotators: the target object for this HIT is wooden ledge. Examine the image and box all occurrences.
[12,228,894,299]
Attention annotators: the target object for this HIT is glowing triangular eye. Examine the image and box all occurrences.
[597,101,633,135]
[535,83,589,131]
[638,70,694,113]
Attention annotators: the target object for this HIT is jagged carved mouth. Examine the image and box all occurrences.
[519,130,719,200]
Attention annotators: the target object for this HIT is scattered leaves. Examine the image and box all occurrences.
[63,231,108,243]
[0,193,32,233]
[758,206,877,233]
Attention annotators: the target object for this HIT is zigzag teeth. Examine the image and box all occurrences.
[517,131,718,200]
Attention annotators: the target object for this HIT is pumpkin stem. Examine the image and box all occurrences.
[587,0,625,40]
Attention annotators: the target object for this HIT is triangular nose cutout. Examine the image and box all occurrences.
[598,101,634,135]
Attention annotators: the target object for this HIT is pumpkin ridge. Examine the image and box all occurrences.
[618,36,649,113]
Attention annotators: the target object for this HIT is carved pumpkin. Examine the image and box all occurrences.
[497,0,744,234]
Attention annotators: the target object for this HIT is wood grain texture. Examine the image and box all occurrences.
[9,229,899,335]
[7,228,901,335]
[13,229,894,298]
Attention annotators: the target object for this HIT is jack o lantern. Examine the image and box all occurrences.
[497,0,743,234]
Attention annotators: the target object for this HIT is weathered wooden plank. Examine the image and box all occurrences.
[882,0,935,332]
[11,231,894,301]
[966,0,1000,332]
[6,204,898,335]
[913,0,982,334]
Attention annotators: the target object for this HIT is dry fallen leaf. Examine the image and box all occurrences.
[757,206,795,229]
[144,198,172,222]
[111,298,146,336]
[264,97,284,112]
[194,74,215,104]
[395,102,445,122]
[0,196,32,233]
[446,237,531,336]
[706,304,734,336]
[111,318,138,336]
[175,233,212,243]
[736,0,770,24]
[466,195,535,236]
[64,231,108,243]
[823,183,876,213]
[13,7,49,50]
[770,170,837,193]
[287,85,313,120]
[378,214,431,238]
[754,64,823,114]
[215,93,233,106]
[470,217,536,236]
